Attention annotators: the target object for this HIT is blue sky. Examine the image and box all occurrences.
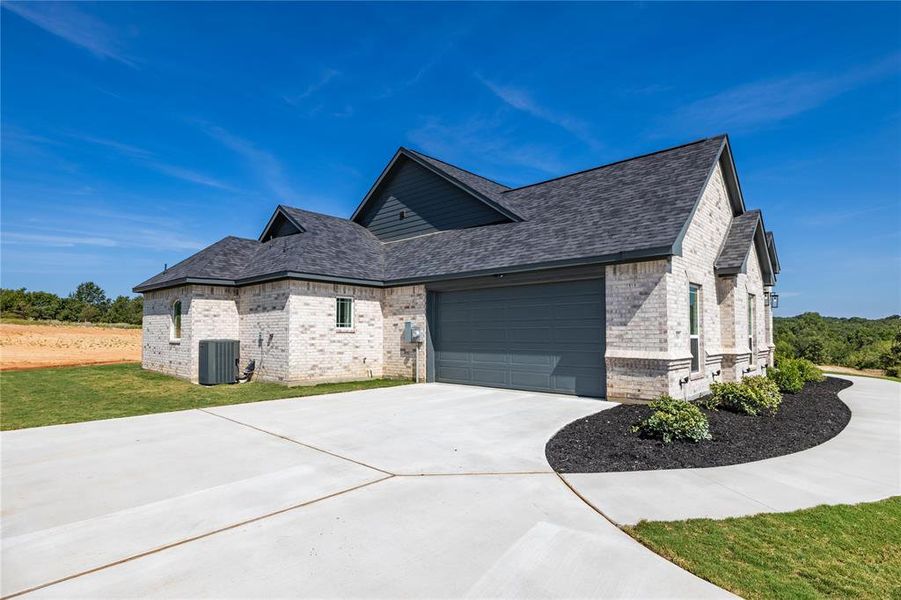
[1,2,899,317]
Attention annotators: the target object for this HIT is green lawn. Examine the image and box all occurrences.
[0,363,410,430]
[627,498,901,599]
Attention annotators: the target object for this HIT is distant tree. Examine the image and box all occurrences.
[26,291,62,321]
[798,337,827,364]
[0,288,28,318]
[105,295,143,325]
[71,282,108,308]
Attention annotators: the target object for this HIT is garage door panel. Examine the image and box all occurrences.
[433,279,606,397]
[510,371,553,390]
[436,365,472,381]
[507,327,553,343]
[471,368,509,386]
[509,352,555,366]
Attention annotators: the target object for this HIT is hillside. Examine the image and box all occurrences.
[774,312,901,374]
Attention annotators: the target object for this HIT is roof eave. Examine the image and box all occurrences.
[134,245,675,293]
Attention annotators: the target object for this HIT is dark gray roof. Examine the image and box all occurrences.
[135,135,749,292]
[715,210,761,272]
[238,206,384,283]
[766,231,781,274]
[135,236,260,289]
[385,135,727,281]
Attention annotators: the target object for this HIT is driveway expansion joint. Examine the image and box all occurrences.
[197,408,395,476]
[1,475,395,600]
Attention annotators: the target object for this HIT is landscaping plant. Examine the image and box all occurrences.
[633,395,712,444]
[767,360,804,393]
[795,358,825,383]
[709,376,782,416]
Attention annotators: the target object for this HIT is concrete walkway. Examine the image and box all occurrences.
[564,375,901,525]
[1,383,729,599]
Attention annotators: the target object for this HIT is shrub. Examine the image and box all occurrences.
[885,365,901,378]
[710,376,782,416]
[742,375,782,415]
[632,396,712,444]
[795,358,825,383]
[768,361,804,394]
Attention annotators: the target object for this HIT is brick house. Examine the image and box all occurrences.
[134,135,779,401]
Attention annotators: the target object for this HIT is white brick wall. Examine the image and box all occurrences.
[604,163,772,401]
[382,285,427,381]
[142,281,425,385]
[286,281,384,384]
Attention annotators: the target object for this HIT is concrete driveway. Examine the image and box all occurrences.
[1,383,728,599]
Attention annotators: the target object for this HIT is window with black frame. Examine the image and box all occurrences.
[336,297,353,329]
[689,284,701,372]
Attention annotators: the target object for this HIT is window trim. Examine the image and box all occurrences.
[689,284,701,373]
[171,299,182,342]
[336,296,354,330]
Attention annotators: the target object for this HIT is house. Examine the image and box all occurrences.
[134,134,779,401]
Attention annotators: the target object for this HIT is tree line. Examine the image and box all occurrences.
[0,282,143,326]
[774,312,901,373]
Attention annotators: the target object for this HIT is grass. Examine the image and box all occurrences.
[627,498,901,599]
[0,363,410,430]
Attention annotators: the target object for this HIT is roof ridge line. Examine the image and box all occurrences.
[503,134,727,193]
[405,147,511,190]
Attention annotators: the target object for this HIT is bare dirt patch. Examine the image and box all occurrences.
[0,323,141,370]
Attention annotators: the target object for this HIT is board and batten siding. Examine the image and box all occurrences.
[357,157,509,241]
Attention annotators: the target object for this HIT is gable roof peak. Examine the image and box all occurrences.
[350,146,523,225]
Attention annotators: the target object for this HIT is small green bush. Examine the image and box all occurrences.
[710,376,782,416]
[768,360,804,394]
[795,358,825,383]
[632,395,712,444]
[884,365,900,378]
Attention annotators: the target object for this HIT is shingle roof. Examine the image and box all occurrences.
[715,209,761,273]
[135,236,260,289]
[385,135,726,280]
[135,135,737,292]
[238,206,384,282]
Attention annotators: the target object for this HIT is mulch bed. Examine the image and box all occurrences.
[546,378,853,473]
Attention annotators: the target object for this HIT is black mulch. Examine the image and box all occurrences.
[546,378,853,473]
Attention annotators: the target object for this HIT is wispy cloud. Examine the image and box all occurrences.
[477,75,601,149]
[66,132,235,191]
[666,53,901,134]
[1,225,205,251]
[408,114,567,184]
[2,1,137,67]
[2,232,119,248]
[283,68,340,106]
[801,202,898,227]
[199,123,299,202]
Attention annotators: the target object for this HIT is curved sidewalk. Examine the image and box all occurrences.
[563,375,901,525]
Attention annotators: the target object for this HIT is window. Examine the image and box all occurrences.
[689,284,701,372]
[748,293,756,352]
[336,297,353,329]
[171,300,182,340]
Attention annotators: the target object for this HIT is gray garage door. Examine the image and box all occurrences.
[432,279,605,397]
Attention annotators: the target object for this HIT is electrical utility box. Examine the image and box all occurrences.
[198,339,239,385]
[403,321,423,343]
